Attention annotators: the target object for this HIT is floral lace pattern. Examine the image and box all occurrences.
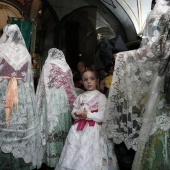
[0,24,43,168]
[36,48,76,167]
[103,12,170,151]
[0,60,43,169]
[48,64,76,108]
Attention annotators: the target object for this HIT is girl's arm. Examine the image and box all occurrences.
[86,94,107,122]
[71,95,81,120]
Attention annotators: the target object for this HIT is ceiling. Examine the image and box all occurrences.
[0,2,22,30]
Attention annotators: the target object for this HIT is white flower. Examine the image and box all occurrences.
[127,121,132,128]
[143,118,149,123]
[152,20,159,26]
[157,100,165,110]
[146,70,152,76]
[156,114,170,131]
[129,107,132,113]
[11,72,17,77]
[120,121,125,128]
[141,57,147,62]
[0,64,3,70]
[153,30,160,37]
[21,72,26,76]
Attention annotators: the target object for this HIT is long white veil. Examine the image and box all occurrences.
[0,24,43,168]
[102,0,170,154]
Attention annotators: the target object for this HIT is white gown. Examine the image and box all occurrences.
[56,90,119,170]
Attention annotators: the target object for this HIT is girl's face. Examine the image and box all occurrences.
[82,71,98,91]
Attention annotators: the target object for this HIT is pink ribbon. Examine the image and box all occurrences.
[73,119,102,131]
[73,109,102,130]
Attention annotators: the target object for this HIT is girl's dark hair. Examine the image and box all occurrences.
[81,68,99,80]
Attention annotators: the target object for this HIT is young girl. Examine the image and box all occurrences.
[56,69,119,170]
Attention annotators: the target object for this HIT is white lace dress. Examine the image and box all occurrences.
[56,90,119,170]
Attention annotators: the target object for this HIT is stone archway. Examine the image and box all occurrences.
[0,2,22,30]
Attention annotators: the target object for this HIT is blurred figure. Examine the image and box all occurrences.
[73,61,87,89]
[104,65,114,97]
[77,61,86,73]
[98,68,108,93]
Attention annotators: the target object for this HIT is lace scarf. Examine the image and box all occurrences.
[102,12,170,152]
[0,24,43,168]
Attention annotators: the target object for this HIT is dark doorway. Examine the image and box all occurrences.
[65,21,80,69]
[58,6,97,70]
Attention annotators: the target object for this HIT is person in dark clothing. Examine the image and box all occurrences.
[73,61,87,89]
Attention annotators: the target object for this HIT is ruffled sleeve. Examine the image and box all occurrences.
[86,93,107,122]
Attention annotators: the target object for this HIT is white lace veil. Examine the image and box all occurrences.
[42,48,75,91]
[0,25,10,61]
[36,48,76,121]
[0,25,9,45]
[0,24,43,168]
[132,1,170,169]
[0,24,29,70]
[152,0,170,14]
[45,48,71,72]
[141,0,170,46]
[102,0,170,159]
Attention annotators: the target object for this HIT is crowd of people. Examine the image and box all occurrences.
[0,0,170,170]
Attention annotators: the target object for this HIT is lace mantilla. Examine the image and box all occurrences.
[0,24,43,168]
[103,12,170,151]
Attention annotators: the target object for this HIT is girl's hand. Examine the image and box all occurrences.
[74,110,82,117]
[80,108,88,119]
[74,108,88,119]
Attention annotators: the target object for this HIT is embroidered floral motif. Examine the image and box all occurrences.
[103,12,170,151]
[48,64,76,107]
